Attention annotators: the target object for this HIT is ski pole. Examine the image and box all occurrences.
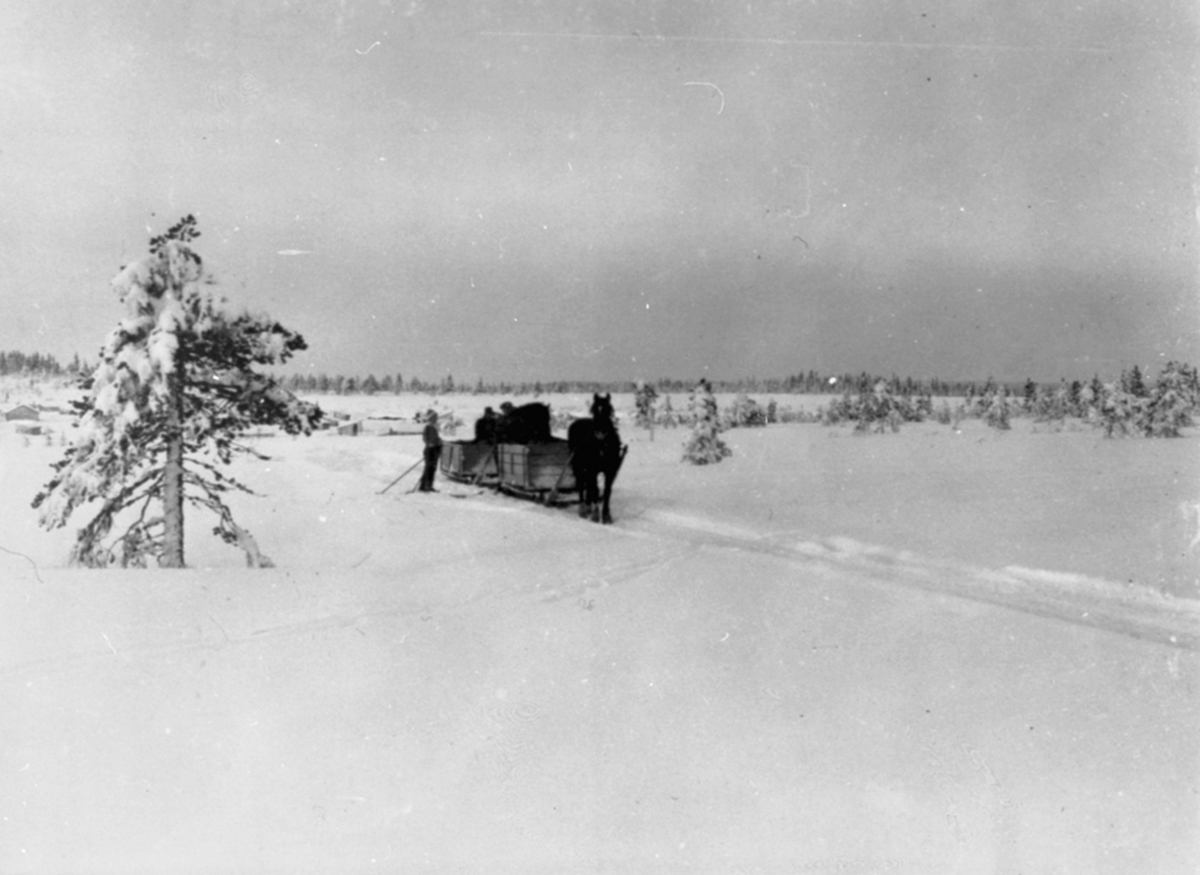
[378,458,423,494]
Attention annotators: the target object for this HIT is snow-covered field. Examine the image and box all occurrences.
[2,387,1198,873]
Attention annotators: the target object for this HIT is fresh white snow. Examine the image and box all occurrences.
[2,387,1197,873]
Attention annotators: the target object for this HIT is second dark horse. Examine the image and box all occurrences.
[568,393,625,524]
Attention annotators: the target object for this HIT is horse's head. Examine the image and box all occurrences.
[591,392,614,422]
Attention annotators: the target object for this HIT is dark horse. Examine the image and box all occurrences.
[568,393,625,524]
[493,402,551,444]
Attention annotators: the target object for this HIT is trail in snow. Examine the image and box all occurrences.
[394,483,1200,650]
[618,508,1200,651]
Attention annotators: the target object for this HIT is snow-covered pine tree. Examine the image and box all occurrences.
[32,215,322,568]
[1138,361,1199,437]
[1097,381,1138,437]
[854,380,901,433]
[1034,381,1070,423]
[982,385,1011,430]
[659,394,677,428]
[634,380,658,438]
[1122,365,1147,398]
[1088,375,1105,414]
[682,378,731,464]
[1022,378,1037,410]
[821,389,857,426]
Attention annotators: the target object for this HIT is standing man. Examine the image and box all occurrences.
[474,406,498,443]
[419,410,443,492]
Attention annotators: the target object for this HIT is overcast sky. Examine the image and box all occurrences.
[2,1,1197,384]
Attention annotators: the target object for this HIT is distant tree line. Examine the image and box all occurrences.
[811,362,1200,438]
[268,369,1150,399]
[0,350,83,377]
[13,353,1195,409]
[274,372,640,397]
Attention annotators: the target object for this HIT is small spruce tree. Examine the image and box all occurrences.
[1088,375,1104,413]
[1139,361,1198,437]
[1022,378,1037,410]
[32,215,321,568]
[1097,382,1138,437]
[1034,381,1070,423]
[682,378,731,464]
[982,385,1011,430]
[659,394,677,428]
[1123,365,1147,398]
[634,380,658,437]
[854,380,901,434]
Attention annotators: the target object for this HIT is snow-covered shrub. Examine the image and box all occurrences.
[820,391,858,425]
[1138,361,1199,437]
[1077,382,1096,419]
[853,381,902,434]
[1121,365,1148,398]
[776,405,817,424]
[1032,382,1072,423]
[726,393,767,428]
[1096,383,1138,437]
[895,394,926,423]
[821,384,921,431]
[682,379,731,464]
[1022,378,1038,410]
[634,381,658,431]
[656,395,679,428]
[913,393,934,420]
[33,215,322,568]
[982,386,1011,430]
[964,380,1004,422]
[1090,363,1197,438]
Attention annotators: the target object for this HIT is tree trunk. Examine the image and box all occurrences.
[161,382,186,567]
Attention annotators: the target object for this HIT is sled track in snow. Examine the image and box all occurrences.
[619,509,1200,651]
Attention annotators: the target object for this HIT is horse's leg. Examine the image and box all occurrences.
[600,468,614,524]
[590,476,601,522]
[570,454,587,518]
[577,471,593,519]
